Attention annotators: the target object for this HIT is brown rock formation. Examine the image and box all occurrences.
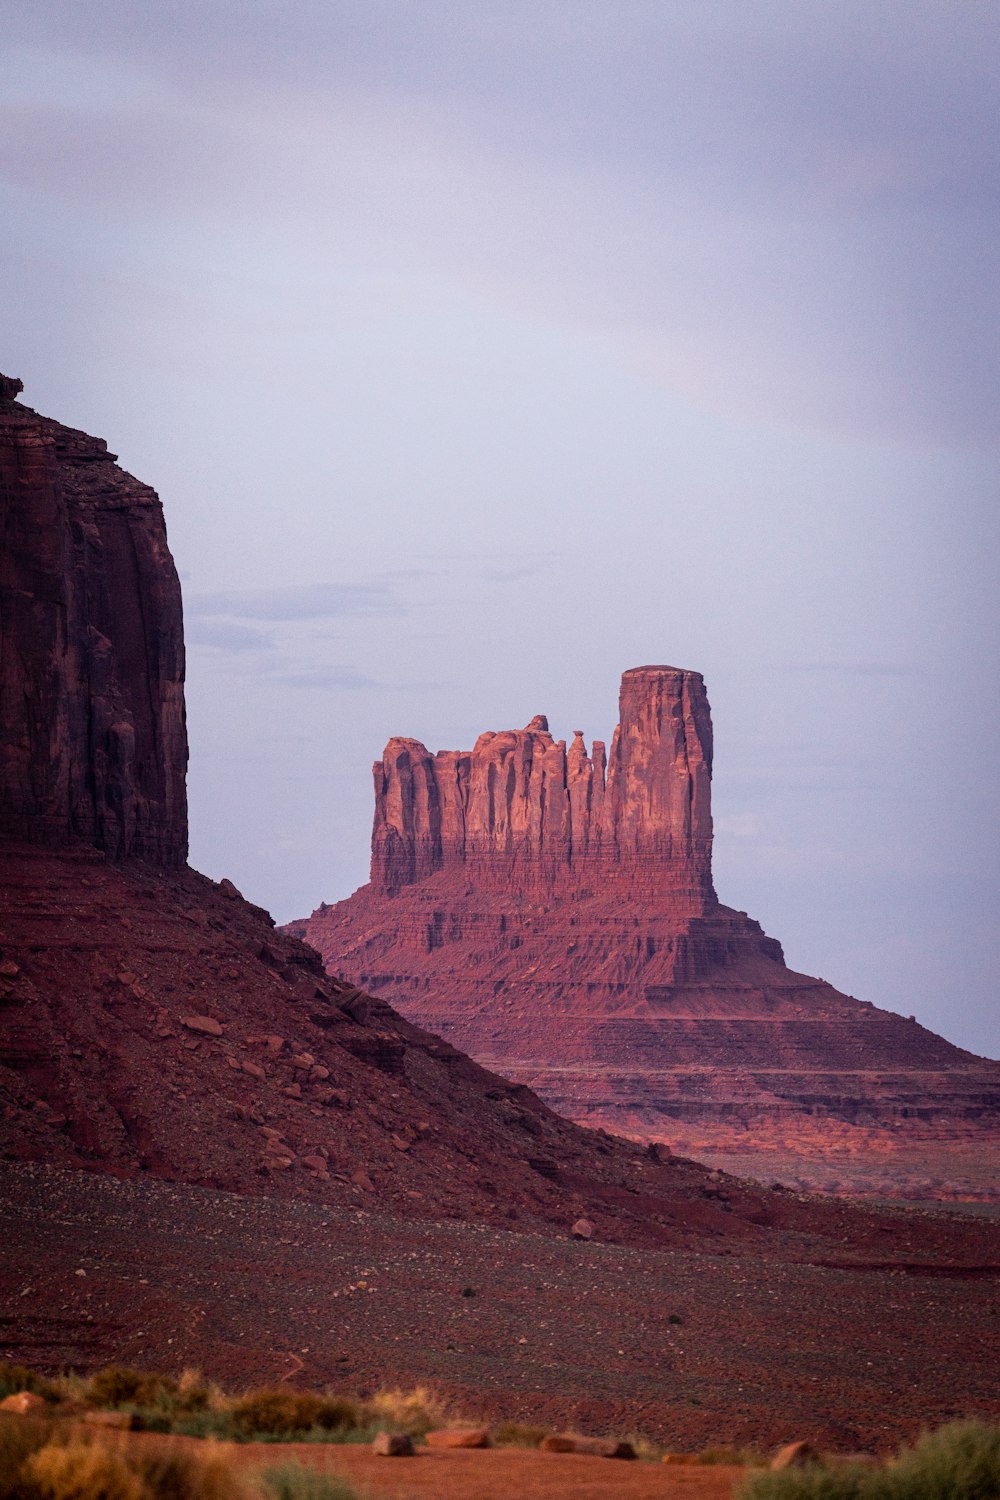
[0,374,187,865]
[372,666,713,904]
[293,671,1000,1198]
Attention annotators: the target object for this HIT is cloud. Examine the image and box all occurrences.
[186,618,272,652]
[187,581,404,622]
[264,665,380,691]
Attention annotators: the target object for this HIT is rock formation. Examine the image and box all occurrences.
[372,665,713,904]
[0,374,187,865]
[293,669,1000,1198]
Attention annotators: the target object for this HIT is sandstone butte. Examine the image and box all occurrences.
[290,668,1000,1198]
[4,372,1000,1451]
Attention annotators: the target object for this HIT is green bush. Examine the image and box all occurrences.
[230,1390,361,1441]
[86,1365,178,1410]
[738,1465,874,1500]
[259,1463,359,1500]
[738,1420,1000,1500]
[888,1419,1000,1500]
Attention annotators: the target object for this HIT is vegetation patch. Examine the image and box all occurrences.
[738,1419,1000,1500]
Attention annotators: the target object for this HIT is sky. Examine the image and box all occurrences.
[2,1,997,1056]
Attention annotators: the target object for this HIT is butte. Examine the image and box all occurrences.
[291,666,1000,1197]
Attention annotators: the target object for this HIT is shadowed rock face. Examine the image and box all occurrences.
[293,669,1000,1198]
[372,666,713,901]
[0,375,187,865]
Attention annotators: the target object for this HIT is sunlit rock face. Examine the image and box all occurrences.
[292,666,1000,1198]
[0,374,187,865]
[372,665,715,904]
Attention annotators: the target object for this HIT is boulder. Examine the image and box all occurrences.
[0,1391,47,1415]
[372,1431,414,1456]
[771,1440,823,1470]
[572,1436,636,1459]
[180,1015,224,1037]
[540,1435,577,1453]
[570,1217,594,1241]
[425,1427,490,1449]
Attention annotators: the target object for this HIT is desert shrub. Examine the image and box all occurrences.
[0,1415,51,1500]
[623,1432,663,1462]
[49,1372,89,1406]
[174,1370,214,1414]
[886,1419,1000,1500]
[492,1421,550,1448]
[259,1462,359,1500]
[737,1466,875,1500]
[171,1410,239,1442]
[740,1420,1000,1500]
[86,1366,178,1410]
[25,1439,147,1500]
[230,1389,360,1441]
[0,1363,55,1401]
[132,1442,249,1500]
[364,1385,452,1438]
[700,1445,750,1465]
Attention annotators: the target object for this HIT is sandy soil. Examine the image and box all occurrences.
[236,1443,743,1500]
[112,1427,745,1500]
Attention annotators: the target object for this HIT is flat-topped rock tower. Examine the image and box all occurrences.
[292,667,1000,1197]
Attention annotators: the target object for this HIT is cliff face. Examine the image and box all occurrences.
[0,375,187,865]
[373,665,714,902]
[294,668,1000,1199]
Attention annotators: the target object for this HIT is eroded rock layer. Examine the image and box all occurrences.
[294,670,1000,1197]
[0,374,187,865]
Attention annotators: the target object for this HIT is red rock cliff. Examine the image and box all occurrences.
[0,374,187,865]
[372,665,713,901]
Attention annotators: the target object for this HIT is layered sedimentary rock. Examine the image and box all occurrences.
[0,374,187,865]
[293,669,1000,1197]
[373,665,713,904]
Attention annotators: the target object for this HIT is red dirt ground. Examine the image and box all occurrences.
[3,1162,998,1456]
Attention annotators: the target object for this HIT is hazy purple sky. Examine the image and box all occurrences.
[3,2,997,1055]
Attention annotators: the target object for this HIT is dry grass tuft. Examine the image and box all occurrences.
[364,1385,454,1438]
[26,1439,147,1500]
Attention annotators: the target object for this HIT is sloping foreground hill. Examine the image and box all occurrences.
[0,833,843,1250]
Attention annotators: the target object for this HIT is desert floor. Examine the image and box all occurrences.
[3,1162,998,1453]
